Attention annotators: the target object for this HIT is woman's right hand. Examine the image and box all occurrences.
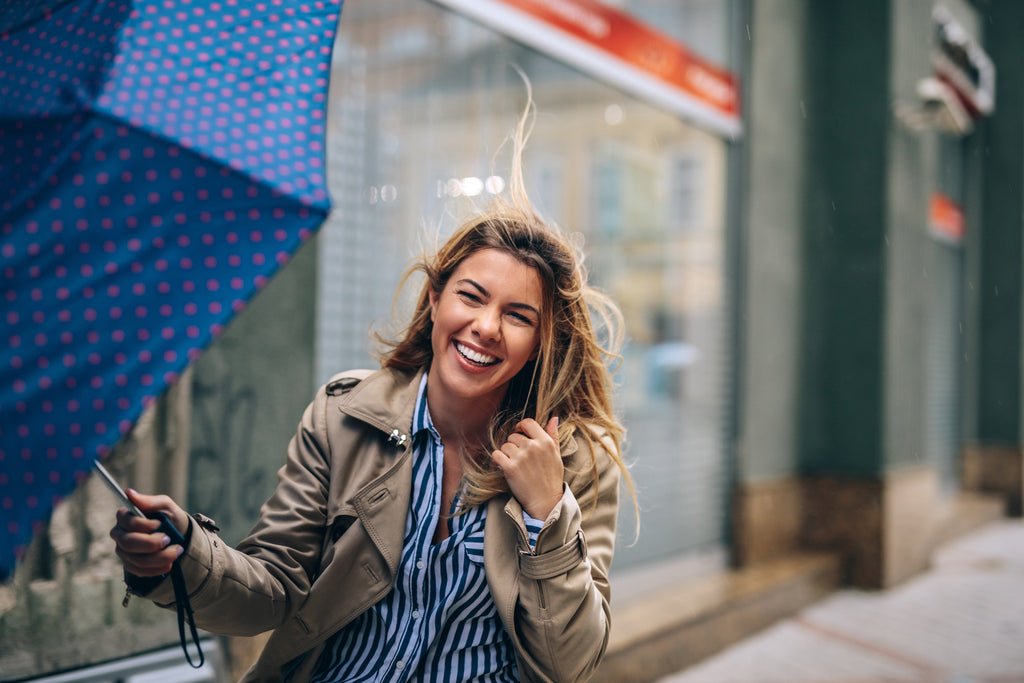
[109,489,191,577]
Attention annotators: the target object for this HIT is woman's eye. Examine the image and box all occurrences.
[508,311,535,326]
[457,290,481,303]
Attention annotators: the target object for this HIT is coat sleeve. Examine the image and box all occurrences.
[510,432,622,683]
[140,384,334,636]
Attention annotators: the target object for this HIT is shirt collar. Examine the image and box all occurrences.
[411,372,436,439]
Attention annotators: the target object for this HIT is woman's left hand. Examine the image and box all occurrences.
[492,416,564,520]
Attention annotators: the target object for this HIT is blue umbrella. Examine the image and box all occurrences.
[0,0,344,579]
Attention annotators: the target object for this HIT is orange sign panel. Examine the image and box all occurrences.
[929,192,965,242]
[435,0,742,137]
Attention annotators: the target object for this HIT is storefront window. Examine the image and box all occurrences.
[319,0,737,571]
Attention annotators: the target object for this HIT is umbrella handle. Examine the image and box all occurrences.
[154,512,205,669]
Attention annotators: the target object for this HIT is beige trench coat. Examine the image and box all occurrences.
[141,367,620,682]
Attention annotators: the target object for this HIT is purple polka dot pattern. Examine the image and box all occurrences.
[0,0,342,579]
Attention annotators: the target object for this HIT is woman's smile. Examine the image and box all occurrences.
[454,340,500,367]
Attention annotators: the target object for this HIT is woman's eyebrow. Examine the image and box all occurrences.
[459,278,540,316]
[458,278,489,297]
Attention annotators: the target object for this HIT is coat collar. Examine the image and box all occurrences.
[335,367,424,444]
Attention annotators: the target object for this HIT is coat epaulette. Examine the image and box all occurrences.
[324,369,374,396]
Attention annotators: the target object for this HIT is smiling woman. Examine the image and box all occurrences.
[108,89,635,683]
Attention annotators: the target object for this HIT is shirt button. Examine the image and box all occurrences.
[416,560,424,570]
[412,610,421,619]
[395,661,405,671]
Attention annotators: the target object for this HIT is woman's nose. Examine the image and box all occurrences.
[473,307,502,341]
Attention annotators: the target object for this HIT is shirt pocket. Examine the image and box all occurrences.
[463,533,485,567]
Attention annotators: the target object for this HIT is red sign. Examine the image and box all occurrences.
[434,0,742,138]
[929,192,965,243]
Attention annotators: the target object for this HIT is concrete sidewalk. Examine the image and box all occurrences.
[658,519,1024,683]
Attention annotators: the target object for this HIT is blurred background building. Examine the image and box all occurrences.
[3,0,1023,681]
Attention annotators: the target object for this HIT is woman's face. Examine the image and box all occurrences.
[428,248,544,411]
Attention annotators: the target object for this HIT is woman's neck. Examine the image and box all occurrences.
[426,387,499,451]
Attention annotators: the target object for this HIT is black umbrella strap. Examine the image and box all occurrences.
[169,559,205,668]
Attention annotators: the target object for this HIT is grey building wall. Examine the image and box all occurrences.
[731,0,1016,587]
[740,0,976,480]
[737,0,808,483]
[883,0,935,474]
[800,1,891,476]
[976,2,1024,447]
[188,237,319,545]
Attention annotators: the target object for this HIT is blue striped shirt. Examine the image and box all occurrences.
[309,376,543,682]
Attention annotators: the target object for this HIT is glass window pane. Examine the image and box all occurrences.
[320,0,735,571]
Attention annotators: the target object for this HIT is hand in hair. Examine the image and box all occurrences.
[491,416,563,521]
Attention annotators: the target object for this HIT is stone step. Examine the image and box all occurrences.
[930,492,1005,547]
[593,552,843,683]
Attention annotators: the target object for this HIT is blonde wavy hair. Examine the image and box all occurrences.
[376,88,636,516]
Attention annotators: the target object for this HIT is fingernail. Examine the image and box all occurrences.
[161,535,171,547]
[176,546,185,557]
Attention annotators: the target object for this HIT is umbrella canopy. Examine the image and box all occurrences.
[0,0,343,579]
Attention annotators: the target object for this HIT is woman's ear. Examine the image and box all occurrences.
[428,288,439,322]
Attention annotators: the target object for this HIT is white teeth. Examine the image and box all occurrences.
[456,342,498,365]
